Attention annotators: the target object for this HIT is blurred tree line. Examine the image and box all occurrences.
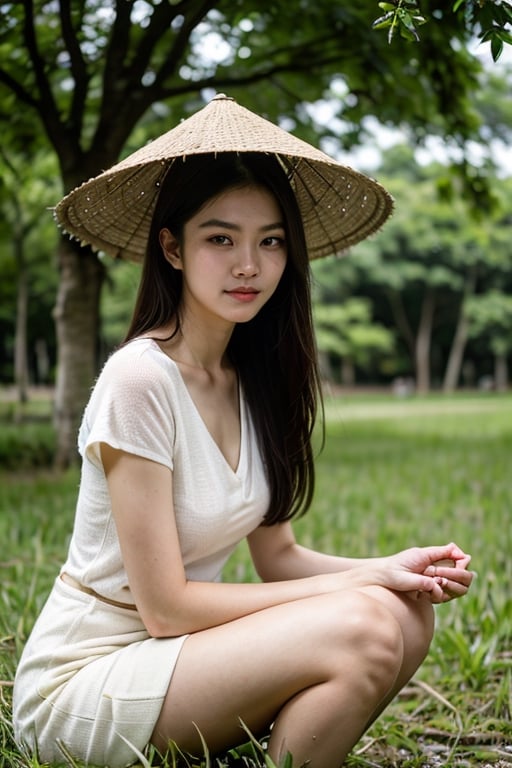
[0,0,511,464]
[313,145,512,393]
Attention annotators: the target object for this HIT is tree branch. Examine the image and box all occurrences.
[21,0,62,147]
[153,51,346,100]
[58,0,89,134]
[92,0,216,159]
[151,0,219,87]
[0,67,38,108]
[120,1,179,85]
[101,0,134,100]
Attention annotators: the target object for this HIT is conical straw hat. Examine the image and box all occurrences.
[55,94,393,262]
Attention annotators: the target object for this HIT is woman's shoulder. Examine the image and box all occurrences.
[103,338,173,373]
[96,338,180,396]
[80,338,180,462]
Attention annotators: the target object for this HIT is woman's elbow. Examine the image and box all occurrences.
[140,605,191,639]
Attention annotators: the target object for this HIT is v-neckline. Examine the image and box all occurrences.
[149,340,244,476]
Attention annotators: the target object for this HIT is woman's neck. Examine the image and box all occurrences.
[153,318,234,375]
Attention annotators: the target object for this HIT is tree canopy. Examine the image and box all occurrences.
[2,1,510,188]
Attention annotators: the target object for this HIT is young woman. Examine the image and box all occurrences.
[13,96,473,768]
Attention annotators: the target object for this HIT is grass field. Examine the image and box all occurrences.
[1,391,511,767]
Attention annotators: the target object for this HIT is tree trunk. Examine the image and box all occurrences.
[340,357,356,387]
[415,288,436,394]
[494,354,508,392]
[53,237,105,468]
[387,288,415,361]
[443,267,477,393]
[318,350,334,383]
[443,311,469,393]
[14,235,29,406]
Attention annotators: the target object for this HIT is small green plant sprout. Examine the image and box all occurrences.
[372,0,427,42]
[373,0,512,60]
[237,720,297,768]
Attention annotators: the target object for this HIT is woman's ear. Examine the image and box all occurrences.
[159,228,182,270]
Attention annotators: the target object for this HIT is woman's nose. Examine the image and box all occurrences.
[232,245,260,277]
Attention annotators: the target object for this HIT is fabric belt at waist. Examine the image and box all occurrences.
[60,572,137,611]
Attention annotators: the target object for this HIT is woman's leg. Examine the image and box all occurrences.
[151,587,433,767]
[358,586,435,728]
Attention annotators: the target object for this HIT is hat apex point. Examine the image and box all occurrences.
[211,93,233,102]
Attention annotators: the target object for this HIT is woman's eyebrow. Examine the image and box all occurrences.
[199,218,239,230]
[261,222,285,232]
[199,218,285,231]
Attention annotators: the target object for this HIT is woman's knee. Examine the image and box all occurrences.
[359,585,435,659]
[357,587,436,688]
[350,594,403,689]
[312,592,404,695]
[405,596,435,664]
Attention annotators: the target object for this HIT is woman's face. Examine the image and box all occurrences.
[159,184,287,328]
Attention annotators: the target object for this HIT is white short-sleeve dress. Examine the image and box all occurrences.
[12,338,270,767]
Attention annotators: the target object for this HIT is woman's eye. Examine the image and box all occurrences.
[262,236,285,247]
[210,235,231,245]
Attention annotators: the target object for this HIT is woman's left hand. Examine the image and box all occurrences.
[380,542,474,604]
[422,544,474,602]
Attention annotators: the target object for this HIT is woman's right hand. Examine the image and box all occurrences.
[345,543,474,604]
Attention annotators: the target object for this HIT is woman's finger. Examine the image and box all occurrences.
[432,565,474,587]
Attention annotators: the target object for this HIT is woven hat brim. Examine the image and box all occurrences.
[54,95,393,262]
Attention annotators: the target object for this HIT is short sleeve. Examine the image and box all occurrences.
[79,345,176,470]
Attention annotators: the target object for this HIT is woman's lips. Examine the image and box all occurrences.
[225,288,260,302]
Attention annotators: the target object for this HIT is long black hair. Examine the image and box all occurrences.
[124,152,322,524]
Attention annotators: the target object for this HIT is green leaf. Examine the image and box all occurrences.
[400,25,420,42]
[498,30,512,44]
[491,34,504,62]
[372,13,393,29]
[502,3,512,23]
[372,12,394,30]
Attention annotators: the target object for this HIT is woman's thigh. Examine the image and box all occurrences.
[150,587,419,755]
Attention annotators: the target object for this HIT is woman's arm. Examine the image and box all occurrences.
[100,445,372,637]
[101,445,471,638]
[248,522,473,602]
[248,522,375,581]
